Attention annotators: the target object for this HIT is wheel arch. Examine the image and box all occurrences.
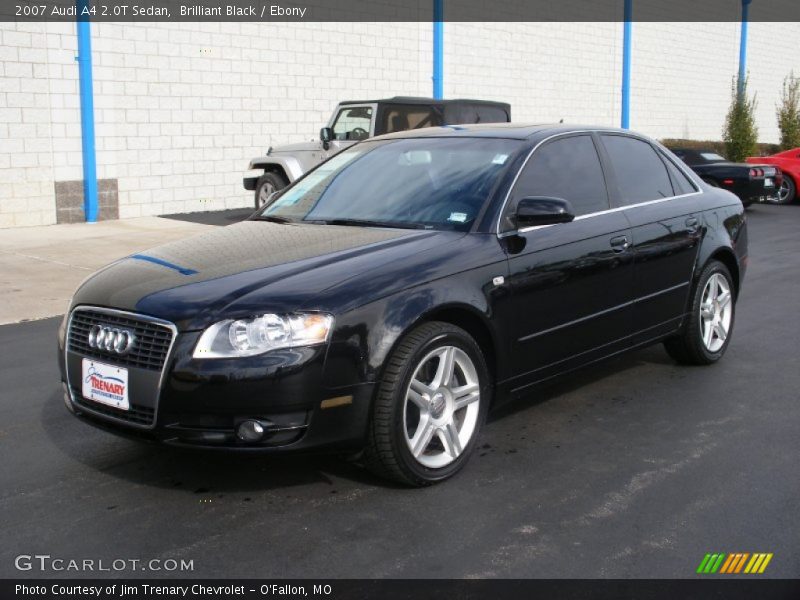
[706,247,741,298]
[249,156,303,182]
[414,303,499,389]
[258,163,289,182]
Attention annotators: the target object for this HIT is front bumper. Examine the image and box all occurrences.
[59,308,374,452]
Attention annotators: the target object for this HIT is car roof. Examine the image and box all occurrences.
[338,96,510,108]
[369,123,641,141]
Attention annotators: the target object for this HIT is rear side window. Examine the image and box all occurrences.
[381,105,441,134]
[512,135,609,217]
[475,105,509,123]
[661,153,697,195]
[601,135,674,204]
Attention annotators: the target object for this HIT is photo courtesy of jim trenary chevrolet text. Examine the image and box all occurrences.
[1,0,800,598]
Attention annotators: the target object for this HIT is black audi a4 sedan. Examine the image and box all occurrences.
[59,124,747,486]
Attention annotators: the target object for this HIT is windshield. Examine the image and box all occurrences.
[700,152,726,162]
[258,138,521,231]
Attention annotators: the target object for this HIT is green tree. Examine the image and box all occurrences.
[723,76,758,162]
[777,72,800,150]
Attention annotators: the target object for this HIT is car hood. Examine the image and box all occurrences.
[72,221,457,330]
[271,141,319,153]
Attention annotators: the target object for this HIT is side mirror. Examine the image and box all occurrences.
[320,127,333,150]
[514,197,575,227]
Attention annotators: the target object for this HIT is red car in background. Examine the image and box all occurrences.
[747,148,800,204]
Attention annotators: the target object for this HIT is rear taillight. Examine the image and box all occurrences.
[749,167,764,178]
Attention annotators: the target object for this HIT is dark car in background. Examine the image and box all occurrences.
[672,148,781,207]
[59,125,747,486]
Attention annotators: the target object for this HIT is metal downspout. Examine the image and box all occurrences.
[433,0,444,99]
[75,1,98,222]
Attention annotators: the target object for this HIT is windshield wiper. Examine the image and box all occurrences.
[250,214,294,224]
[322,218,427,230]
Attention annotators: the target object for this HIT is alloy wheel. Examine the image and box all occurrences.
[403,345,481,469]
[699,273,733,353]
[777,179,793,204]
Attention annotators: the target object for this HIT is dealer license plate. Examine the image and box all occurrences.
[81,358,129,411]
[764,177,774,187]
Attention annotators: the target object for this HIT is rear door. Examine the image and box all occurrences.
[598,134,702,339]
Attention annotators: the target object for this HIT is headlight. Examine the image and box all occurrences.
[193,313,334,359]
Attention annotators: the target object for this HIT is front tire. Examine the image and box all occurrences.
[364,322,491,486]
[664,260,736,365]
[254,172,288,209]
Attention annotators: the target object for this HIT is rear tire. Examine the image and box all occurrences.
[363,321,491,486]
[776,175,796,205]
[664,260,736,365]
[254,172,288,209]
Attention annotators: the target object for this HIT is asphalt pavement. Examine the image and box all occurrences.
[1,204,798,579]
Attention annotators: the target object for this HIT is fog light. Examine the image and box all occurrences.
[237,420,266,442]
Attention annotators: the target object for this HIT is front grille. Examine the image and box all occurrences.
[71,387,156,426]
[68,309,174,371]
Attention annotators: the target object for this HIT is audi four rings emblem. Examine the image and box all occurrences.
[87,324,136,355]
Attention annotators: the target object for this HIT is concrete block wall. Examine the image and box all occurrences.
[445,22,622,127]
[0,21,431,226]
[447,21,800,143]
[89,22,431,219]
[1,20,799,228]
[747,20,800,146]
[625,22,741,141]
[0,21,76,227]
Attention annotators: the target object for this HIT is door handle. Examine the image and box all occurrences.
[610,235,630,252]
[686,217,700,232]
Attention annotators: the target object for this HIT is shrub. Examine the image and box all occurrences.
[777,72,800,151]
[722,76,758,162]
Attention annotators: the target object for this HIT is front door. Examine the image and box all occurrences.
[498,134,636,392]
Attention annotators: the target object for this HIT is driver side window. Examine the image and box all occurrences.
[332,107,373,141]
[512,135,610,217]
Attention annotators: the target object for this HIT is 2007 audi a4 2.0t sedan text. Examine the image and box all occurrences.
[58,124,747,486]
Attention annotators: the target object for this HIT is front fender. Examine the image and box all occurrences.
[246,156,305,182]
[321,267,509,389]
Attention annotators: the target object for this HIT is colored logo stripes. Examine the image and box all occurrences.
[697,552,773,574]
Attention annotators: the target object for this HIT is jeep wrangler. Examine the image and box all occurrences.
[243,97,511,208]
